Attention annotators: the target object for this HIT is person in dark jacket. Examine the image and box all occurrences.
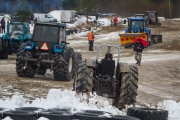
[134,39,144,65]
[1,17,5,34]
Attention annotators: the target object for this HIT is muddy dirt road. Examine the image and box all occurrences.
[0,19,180,106]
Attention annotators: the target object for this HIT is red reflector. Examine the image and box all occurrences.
[142,36,145,38]
[40,42,49,50]
[126,38,128,40]
[56,46,61,49]
[27,43,31,46]
[121,38,124,41]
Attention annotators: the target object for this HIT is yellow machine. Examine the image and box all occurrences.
[119,18,151,47]
[120,32,147,47]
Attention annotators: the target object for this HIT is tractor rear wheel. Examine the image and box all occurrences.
[112,65,138,109]
[53,47,74,81]
[16,46,36,78]
[73,61,93,92]
[1,40,8,59]
[36,67,46,75]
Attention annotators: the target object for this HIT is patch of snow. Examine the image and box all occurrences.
[173,18,180,20]
[157,100,180,119]
[158,17,165,21]
[38,117,49,120]
[0,89,179,119]
[3,117,13,120]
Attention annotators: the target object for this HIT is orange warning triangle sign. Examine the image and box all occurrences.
[41,43,49,50]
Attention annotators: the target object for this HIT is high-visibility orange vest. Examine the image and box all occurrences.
[88,32,94,41]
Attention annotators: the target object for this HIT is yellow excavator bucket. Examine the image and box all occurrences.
[119,32,147,47]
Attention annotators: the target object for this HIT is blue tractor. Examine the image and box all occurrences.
[119,18,151,47]
[16,23,81,81]
[0,22,32,59]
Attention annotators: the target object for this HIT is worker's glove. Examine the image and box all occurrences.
[134,51,136,54]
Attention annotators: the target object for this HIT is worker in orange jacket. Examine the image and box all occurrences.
[88,31,95,51]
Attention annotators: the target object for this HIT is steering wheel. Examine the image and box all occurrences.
[132,26,141,33]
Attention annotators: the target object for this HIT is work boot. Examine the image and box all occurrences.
[136,62,138,65]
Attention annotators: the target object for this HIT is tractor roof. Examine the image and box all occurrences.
[10,22,29,25]
[128,18,146,21]
[35,22,66,27]
[134,14,145,15]
[147,11,157,13]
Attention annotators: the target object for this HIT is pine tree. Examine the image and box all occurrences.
[14,0,32,22]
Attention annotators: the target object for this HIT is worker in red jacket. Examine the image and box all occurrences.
[113,16,118,27]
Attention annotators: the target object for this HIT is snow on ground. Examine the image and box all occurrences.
[174,18,180,20]
[158,17,165,21]
[0,89,180,119]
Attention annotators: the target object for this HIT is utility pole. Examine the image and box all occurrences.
[169,0,171,18]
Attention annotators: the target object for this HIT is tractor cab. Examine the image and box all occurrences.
[1,22,32,55]
[146,11,161,25]
[134,14,146,18]
[7,22,30,35]
[29,22,67,53]
[126,18,147,33]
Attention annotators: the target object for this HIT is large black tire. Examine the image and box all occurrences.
[36,67,46,75]
[111,115,140,120]
[53,46,74,81]
[1,40,8,59]
[74,61,93,92]
[16,46,36,78]
[127,107,168,120]
[112,65,138,109]
[73,52,82,77]
[3,111,37,120]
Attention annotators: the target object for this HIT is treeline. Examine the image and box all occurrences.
[64,0,180,18]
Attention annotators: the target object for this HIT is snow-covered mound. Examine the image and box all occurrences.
[174,18,180,20]
[0,89,180,119]
[158,17,165,21]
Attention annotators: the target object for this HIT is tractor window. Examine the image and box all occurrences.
[9,24,24,34]
[59,27,66,43]
[131,21,144,29]
[33,25,58,43]
[148,12,155,18]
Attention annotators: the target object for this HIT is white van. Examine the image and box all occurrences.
[33,13,57,22]
[48,10,76,23]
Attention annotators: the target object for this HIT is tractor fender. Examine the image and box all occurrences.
[85,58,95,68]
[119,62,130,73]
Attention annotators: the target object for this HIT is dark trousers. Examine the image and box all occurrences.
[2,26,5,33]
[114,23,117,27]
[89,41,94,51]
